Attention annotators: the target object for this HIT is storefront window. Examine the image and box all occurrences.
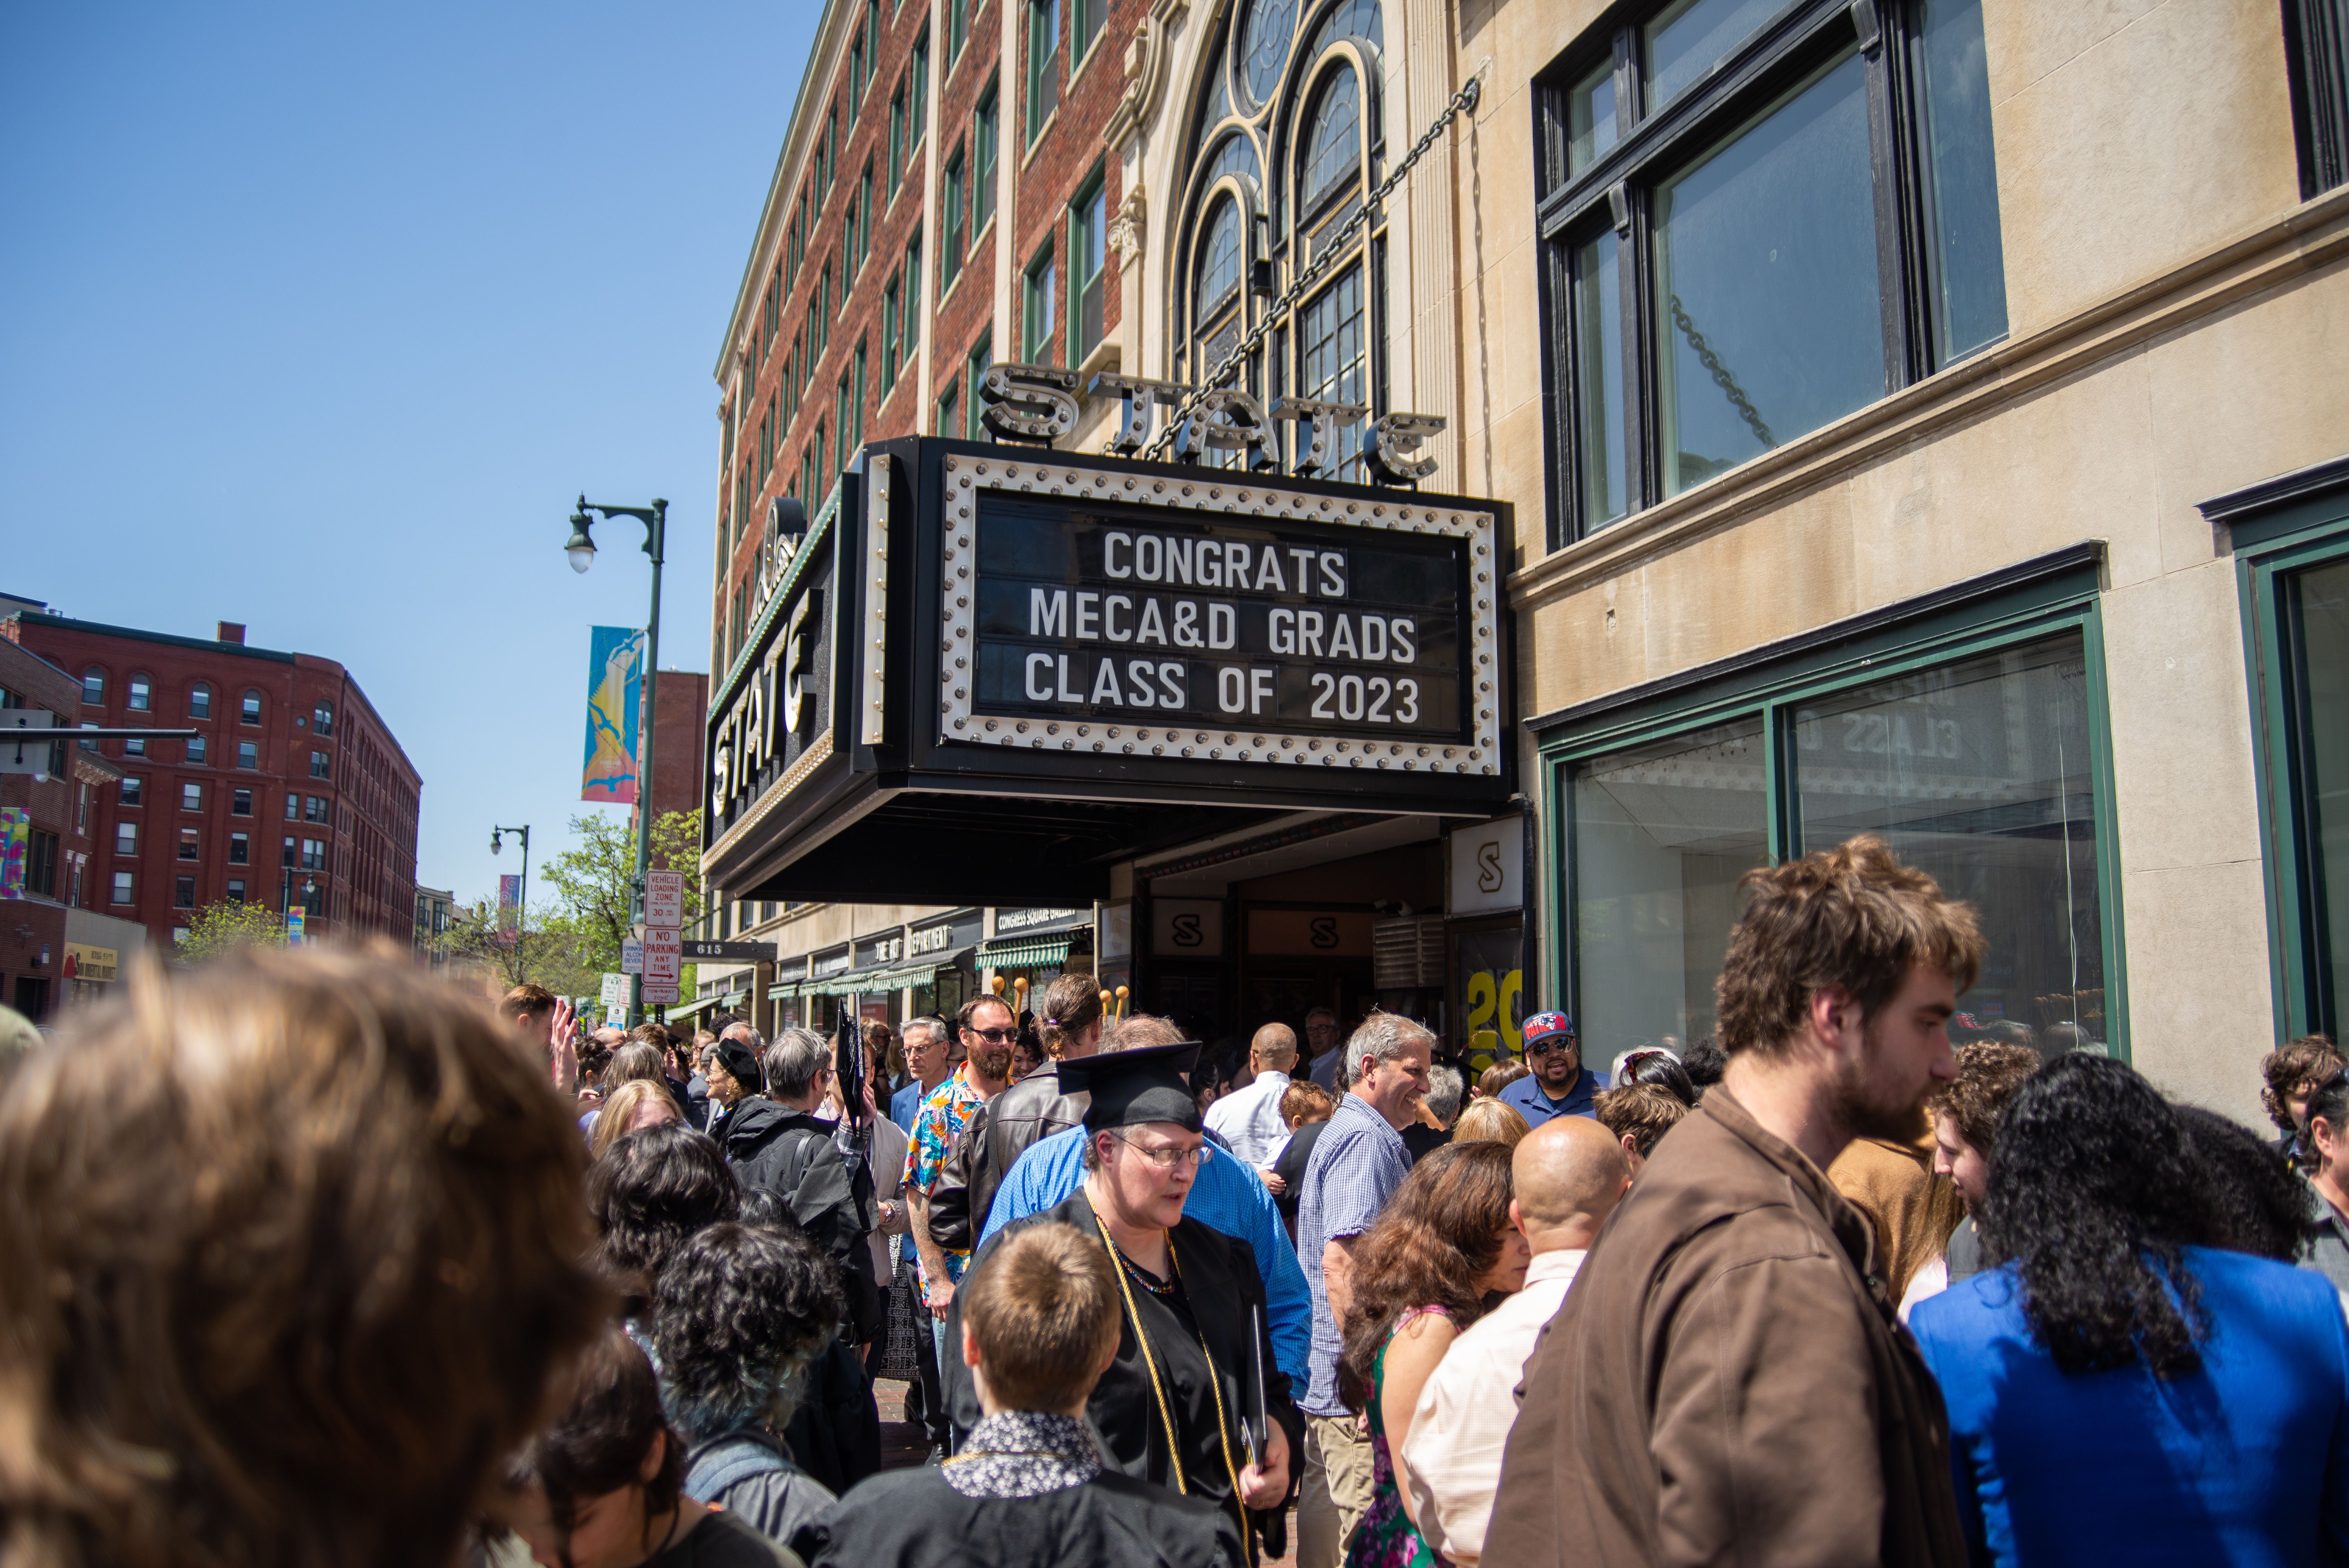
[1563,626,2112,1062]
[2285,556,2349,1031]
[1793,638,2107,1046]
[1570,718,1767,1062]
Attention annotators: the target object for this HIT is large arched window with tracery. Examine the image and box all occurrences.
[1173,0,1385,460]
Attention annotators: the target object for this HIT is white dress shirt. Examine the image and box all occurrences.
[1204,1068,1296,1167]
[1398,1247,1588,1567]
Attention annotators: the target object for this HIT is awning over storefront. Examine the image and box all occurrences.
[977,933,1076,970]
[663,994,722,1023]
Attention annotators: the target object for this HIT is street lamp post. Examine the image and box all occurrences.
[565,494,667,1026]
[491,823,532,951]
[279,864,317,940]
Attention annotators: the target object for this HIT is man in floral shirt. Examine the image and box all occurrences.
[905,992,1016,1342]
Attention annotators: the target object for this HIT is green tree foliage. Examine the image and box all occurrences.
[433,897,603,997]
[175,900,291,964]
[529,809,706,1013]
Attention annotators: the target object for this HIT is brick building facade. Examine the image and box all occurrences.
[4,613,422,954]
[0,631,137,1023]
[632,668,709,835]
[706,0,1143,681]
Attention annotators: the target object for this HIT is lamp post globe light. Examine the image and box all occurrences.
[563,494,667,1026]
[490,823,531,948]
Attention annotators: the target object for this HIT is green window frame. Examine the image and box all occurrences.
[938,381,959,440]
[975,82,1000,234]
[1072,0,1104,67]
[2221,460,2349,1040]
[1023,241,1057,364]
[1027,0,1060,144]
[965,329,992,440]
[948,0,968,62]
[1533,546,2127,1057]
[852,339,868,446]
[943,145,967,287]
[889,87,906,199]
[1069,169,1107,366]
[882,277,900,388]
[911,32,929,143]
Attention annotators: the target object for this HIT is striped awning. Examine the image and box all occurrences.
[977,932,1077,970]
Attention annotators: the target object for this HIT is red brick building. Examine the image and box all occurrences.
[632,667,709,834]
[0,631,136,1023]
[3,613,421,954]
[707,0,1142,678]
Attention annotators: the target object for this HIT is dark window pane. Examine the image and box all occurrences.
[1795,634,2107,1051]
[1303,67,1362,208]
[1568,56,1620,176]
[1572,718,1770,1060]
[1195,195,1243,320]
[2290,556,2349,1030]
[1572,229,1628,528]
[1913,0,2009,365]
[1644,0,1786,110]
[1239,0,1296,110]
[1654,49,1880,496]
[1300,262,1365,406]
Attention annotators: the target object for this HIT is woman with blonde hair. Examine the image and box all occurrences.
[1453,1097,1532,1149]
[589,1077,686,1162]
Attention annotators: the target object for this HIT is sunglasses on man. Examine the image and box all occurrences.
[968,1025,1021,1043]
[1525,1035,1579,1057]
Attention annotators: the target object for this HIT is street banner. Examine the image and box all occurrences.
[645,870,685,928]
[497,875,522,941]
[287,906,306,945]
[581,625,645,804]
[621,937,644,975]
[599,972,629,1007]
[0,809,25,900]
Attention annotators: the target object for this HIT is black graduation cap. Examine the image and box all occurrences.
[1059,1039,1205,1132]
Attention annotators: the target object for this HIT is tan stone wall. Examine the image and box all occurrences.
[1460,0,2349,1121]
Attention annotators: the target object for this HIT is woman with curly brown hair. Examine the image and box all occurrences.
[1335,1142,1529,1568]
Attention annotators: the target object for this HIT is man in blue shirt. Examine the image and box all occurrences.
[1499,1012,1600,1128]
[980,1117,1313,1392]
[1294,1012,1432,1568]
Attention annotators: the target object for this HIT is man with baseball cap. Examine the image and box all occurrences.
[1497,1013,1600,1129]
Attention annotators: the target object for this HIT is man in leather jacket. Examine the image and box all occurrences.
[923,973,1105,1252]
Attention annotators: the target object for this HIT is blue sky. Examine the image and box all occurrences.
[0,2,814,908]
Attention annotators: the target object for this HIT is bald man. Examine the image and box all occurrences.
[1397,1116,1631,1567]
[1205,1021,1303,1169]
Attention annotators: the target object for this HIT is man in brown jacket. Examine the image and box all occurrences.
[1486,835,1982,1568]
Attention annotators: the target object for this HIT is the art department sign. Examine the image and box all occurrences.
[700,431,1513,909]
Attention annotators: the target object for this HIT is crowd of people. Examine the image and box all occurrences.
[3,832,2347,1568]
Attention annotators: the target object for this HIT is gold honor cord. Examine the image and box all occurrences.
[1094,1211,1190,1497]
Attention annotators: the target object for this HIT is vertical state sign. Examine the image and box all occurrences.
[581,625,645,804]
[937,454,1502,774]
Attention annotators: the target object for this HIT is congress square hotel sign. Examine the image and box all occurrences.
[703,432,1511,907]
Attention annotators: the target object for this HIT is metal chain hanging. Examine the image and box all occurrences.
[1132,73,1485,461]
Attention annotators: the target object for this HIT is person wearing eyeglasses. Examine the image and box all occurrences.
[905,995,1019,1381]
[1496,1013,1600,1130]
[941,1038,1301,1565]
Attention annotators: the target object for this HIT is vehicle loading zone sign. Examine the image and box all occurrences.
[938,455,1502,775]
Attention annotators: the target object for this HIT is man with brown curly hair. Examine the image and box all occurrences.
[2262,1034,2344,1155]
[0,946,604,1568]
[1489,834,1982,1568]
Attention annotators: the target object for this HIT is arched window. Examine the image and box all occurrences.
[81,668,105,706]
[127,675,152,713]
[1301,68,1362,210]
[313,700,334,737]
[1173,0,1387,469]
[189,683,212,719]
[241,689,263,726]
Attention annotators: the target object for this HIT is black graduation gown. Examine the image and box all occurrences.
[790,1464,1242,1568]
[942,1191,1306,1550]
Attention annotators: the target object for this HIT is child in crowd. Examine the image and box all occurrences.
[790,1222,1242,1568]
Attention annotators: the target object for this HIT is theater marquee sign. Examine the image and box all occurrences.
[702,434,1512,908]
[939,454,1502,774]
